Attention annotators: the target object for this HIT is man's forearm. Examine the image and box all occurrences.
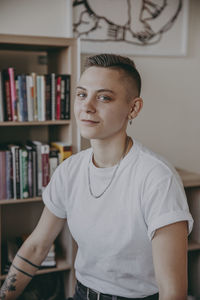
[0,264,32,300]
[0,239,49,300]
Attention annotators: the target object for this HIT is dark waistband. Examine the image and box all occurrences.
[77,280,159,300]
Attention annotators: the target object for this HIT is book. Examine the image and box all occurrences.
[51,141,72,163]
[26,75,34,121]
[60,77,65,120]
[2,69,12,121]
[41,144,50,191]
[36,75,42,121]
[51,73,56,120]
[0,150,6,200]
[61,74,70,120]
[5,149,13,199]
[8,68,18,121]
[45,74,51,120]
[15,77,21,122]
[57,74,70,120]
[31,72,38,121]
[0,147,13,200]
[28,141,42,196]
[36,75,45,121]
[18,74,28,121]
[49,147,59,178]
[56,76,61,120]
[0,71,70,122]
[25,144,35,198]
[19,147,29,199]
[41,75,45,121]
[0,72,4,121]
[8,144,20,199]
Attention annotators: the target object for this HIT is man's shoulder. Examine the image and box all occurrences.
[135,140,179,181]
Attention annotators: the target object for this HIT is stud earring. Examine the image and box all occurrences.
[129,119,132,125]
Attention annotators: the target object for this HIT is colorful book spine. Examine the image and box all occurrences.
[8,144,20,199]
[18,75,28,122]
[31,72,38,121]
[49,147,59,178]
[26,75,34,122]
[62,75,70,120]
[15,78,21,122]
[41,75,45,121]
[45,74,51,121]
[41,144,50,191]
[32,148,37,197]
[36,75,42,121]
[19,148,29,199]
[25,144,33,198]
[60,78,65,120]
[51,73,56,121]
[0,150,6,200]
[51,141,72,163]
[56,76,61,120]
[15,146,21,198]
[0,72,4,121]
[3,70,12,121]
[8,68,18,121]
[6,150,13,199]
[31,141,42,196]
[0,70,70,122]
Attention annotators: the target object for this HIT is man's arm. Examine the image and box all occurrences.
[152,221,188,300]
[0,206,66,300]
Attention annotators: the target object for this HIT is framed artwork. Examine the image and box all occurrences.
[72,0,189,56]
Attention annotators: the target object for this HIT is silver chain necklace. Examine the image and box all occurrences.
[88,136,130,199]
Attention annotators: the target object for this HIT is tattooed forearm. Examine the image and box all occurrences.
[0,272,16,299]
[12,264,33,278]
[16,254,40,269]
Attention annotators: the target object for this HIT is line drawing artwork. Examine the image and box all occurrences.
[72,0,188,55]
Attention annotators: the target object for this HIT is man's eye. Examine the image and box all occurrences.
[77,92,86,99]
[97,95,111,101]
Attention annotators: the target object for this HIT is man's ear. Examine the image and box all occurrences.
[128,97,143,120]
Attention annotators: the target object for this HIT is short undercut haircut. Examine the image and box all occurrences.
[85,53,141,97]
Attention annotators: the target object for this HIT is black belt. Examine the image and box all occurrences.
[77,280,159,300]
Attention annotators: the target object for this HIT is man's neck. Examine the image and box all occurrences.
[90,135,132,168]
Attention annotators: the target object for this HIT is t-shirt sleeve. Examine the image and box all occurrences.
[142,168,194,240]
[42,163,67,219]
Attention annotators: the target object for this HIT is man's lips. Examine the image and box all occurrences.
[81,119,99,124]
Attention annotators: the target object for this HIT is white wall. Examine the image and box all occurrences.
[81,0,200,174]
[0,0,72,37]
[126,0,200,173]
[1,0,200,173]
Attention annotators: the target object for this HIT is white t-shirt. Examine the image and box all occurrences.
[43,139,193,298]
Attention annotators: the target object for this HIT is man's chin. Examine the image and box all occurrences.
[80,131,98,140]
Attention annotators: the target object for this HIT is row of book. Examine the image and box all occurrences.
[0,141,72,200]
[0,68,71,122]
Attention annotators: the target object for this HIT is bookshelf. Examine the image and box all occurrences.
[0,34,80,298]
[176,168,200,297]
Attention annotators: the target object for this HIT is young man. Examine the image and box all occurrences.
[0,54,193,300]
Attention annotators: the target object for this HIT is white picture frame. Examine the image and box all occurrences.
[72,0,189,56]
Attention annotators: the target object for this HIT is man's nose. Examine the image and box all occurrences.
[82,95,96,113]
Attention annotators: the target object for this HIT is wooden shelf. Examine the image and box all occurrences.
[188,241,200,251]
[0,34,76,51]
[0,197,42,205]
[0,33,79,297]
[0,120,70,126]
[176,168,200,188]
[0,262,71,280]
